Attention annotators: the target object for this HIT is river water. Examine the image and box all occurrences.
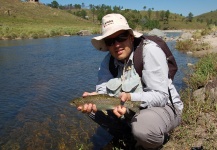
[0,34,197,149]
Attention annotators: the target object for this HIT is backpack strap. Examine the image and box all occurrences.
[168,87,177,116]
[143,36,178,80]
[109,56,118,77]
[133,37,143,77]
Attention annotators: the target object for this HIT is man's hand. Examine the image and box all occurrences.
[119,92,131,102]
[113,105,127,118]
[77,103,97,113]
[82,92,98,97]
[113,92,131,118]
[77,92,98,113]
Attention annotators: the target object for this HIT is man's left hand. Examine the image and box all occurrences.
[113,92,131,118]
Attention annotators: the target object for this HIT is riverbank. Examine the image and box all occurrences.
[174,27,217,57]
[192,34,217,57]
[162,52,217,149]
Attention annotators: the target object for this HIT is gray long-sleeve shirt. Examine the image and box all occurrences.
[96,40,183,112]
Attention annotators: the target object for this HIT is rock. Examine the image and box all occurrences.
[186,51,193,55]
[187,63,194,67]
[180,32,192,40]
[193,88,206,102]
[77,30,91,36]
[148,28,166,38]
[210,87,217,103]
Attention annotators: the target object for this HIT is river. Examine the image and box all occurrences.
[0,34,197,149]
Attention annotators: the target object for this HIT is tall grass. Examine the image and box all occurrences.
[185,54,217,90]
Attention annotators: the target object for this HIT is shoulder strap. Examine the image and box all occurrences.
[133,37,143,77]
[143,35,178,80]
[109,55,118,77]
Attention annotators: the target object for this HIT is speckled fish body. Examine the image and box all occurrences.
[70,94,141,113]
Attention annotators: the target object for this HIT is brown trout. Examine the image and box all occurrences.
[69,94,141,113]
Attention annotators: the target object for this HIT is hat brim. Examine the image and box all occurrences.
[91,29,143,51]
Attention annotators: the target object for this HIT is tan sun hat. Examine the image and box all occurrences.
[91,13,143,51]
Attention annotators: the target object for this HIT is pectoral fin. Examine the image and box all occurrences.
[101,110,108,115]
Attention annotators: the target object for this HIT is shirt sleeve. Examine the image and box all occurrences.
[131,40,169,107]
[96,53,113,94]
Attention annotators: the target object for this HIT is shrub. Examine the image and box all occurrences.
[175,39,194,51]
[20,32,28,39]
[185,54,217,90]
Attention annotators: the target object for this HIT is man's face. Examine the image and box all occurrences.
[104,30,134,62]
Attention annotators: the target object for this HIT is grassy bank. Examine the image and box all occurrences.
[0,0,100,40]
[164,53,217,149]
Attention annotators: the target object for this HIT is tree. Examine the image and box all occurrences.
[89,4,96,22]
[187,12,193,22]
[164,10,170,24]
[147,8,152,19]
[160,11,165,21]
[143,6,146,11]
[51,0,59,8]
[81,3,85,8]
[74,4,81,9]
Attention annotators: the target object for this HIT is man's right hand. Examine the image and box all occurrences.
[82,91,98,97]
[77,92,98,113]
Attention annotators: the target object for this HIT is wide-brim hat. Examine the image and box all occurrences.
[91,13,143,51]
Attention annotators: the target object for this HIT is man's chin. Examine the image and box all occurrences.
[116,56,126,62]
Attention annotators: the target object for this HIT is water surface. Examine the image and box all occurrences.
[0,34,197,149]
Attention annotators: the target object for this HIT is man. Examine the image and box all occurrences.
[77,13,183,149]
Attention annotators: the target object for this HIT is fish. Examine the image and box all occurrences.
[69,94,142,113]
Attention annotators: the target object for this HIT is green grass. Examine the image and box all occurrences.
[185,54,217,90]
[0,0,100,39]
[164,53,217,149]
[0,0,216,40]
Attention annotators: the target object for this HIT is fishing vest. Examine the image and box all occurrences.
[106,51,143,97]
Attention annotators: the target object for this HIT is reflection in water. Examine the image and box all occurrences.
[0,35,197,149]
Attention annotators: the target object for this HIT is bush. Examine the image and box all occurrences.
[185,54,217,90]
[31,33,39,39]
[175,39,194,51]
[20,32,28,39]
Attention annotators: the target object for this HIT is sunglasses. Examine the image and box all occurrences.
[104,31,130,46]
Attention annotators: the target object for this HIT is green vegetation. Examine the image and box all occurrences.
[0,0,100,40]
[1,0,217,40]
[185,54,217,90]
[175,39,211,52]
[195,10,217,26]
[175,25,217,52]
[165,53,217,149]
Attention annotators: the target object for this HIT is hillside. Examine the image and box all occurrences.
[0,0,99,39]
[0,0,216,40]
[195,10,217,24]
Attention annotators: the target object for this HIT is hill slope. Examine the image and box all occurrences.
[195,10,217,24]
[0,0,216,39]
[0,0,99,39]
